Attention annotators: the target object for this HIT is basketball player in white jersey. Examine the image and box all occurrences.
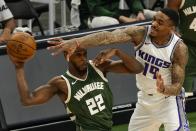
[48,8,189,130]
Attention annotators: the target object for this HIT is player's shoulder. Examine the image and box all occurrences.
[176,40,187,51]
[48,76,66,86]
[173,40,188,62]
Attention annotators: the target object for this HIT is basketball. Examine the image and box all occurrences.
[7,32,36,62]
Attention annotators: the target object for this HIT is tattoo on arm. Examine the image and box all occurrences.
[164,41,188,96]
[78,26,146,48]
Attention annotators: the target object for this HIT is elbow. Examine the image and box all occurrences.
[135,64,144,74]
[20,99,33,106]
[175,87,182,96]
[166,86,182,96]
[127,64,144,74]
[21,101,30,106]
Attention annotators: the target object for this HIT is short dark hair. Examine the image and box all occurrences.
[160,8,179,26]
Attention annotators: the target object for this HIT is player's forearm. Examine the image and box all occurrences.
[1,19,16,40]
[162,84,182,96]
[162,71,184,96]
[115,49,144,74]
[3,19,16,34]
[77,30,132,48]
[15,67,33,106]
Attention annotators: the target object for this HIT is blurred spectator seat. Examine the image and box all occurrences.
[30,0,67,35]
[32,3,50,27]
[68,0,91,30]
[5,0,45,36]
[31,1,61,29]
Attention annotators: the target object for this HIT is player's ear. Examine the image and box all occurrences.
[171,26,176,31]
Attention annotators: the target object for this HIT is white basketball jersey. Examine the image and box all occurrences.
[135,26,181,94]
[0,0,13,21]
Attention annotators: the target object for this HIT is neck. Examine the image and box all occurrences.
[69,67,87,79]
[151,33,172,45]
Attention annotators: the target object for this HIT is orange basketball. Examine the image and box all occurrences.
[7,32,36,62]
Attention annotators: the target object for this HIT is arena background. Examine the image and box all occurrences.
[0,21,196,131]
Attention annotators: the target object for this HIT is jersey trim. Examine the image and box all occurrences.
[180,0,185,9]
[61,75,71,103]
[66,70,88,81]
[89,60,108,82]
[170,39,182,62]
[135,26,149,51]
[66,107,76,121]
[151,34,174,48]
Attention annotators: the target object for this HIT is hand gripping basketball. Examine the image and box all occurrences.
[7,32,36,63]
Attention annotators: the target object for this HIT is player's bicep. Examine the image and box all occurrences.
[30,84,57,105]
[109,26,146,46]
[26,76,62,105]
[172,42,188,86]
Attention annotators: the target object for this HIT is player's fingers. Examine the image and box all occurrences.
[157,80,162,90]
[93,58,101,66]
[47,40,62,46]
[156,77,162,87]
[66,54,70,61]
[47,43,64,51]
[51,47,66,56]
[158,81,164,93]
[7,51,24,66]
[156,72,161,80]
[93,57,104,66]
[94,53,107,65]
[48,37,63,43]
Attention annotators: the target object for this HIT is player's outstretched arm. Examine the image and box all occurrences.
[9,55,68,106]
[157,41,188,96]
[94,48,144,74]
[47,26,146,57]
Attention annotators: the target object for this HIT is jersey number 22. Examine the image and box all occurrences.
[86,94,105,115]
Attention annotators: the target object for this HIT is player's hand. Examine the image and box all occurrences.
[0,35,10,44]
[47,38,78,61]
[7,50,24,68]
[156,72,165,94]
[93,48,117,66]
[136,12,146,21]
[119,16,137,23]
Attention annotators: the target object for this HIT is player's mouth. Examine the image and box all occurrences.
[80,61,87,68]
[150,27,158,34]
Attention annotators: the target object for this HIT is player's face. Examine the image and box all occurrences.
[69,48,88,71]
[150,11,174,37]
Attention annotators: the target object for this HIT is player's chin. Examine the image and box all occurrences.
[149,31,157,37]
[150,28,159,36]
[79,64,87,71]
